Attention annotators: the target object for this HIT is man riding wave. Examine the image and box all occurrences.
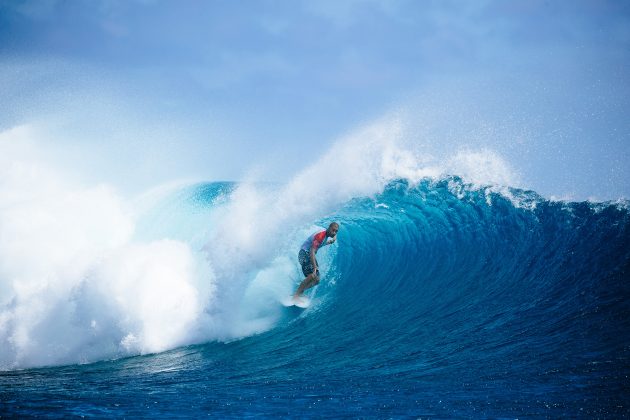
[293,222,339,299]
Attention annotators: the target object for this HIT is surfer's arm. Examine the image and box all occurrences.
[310,246,318,272]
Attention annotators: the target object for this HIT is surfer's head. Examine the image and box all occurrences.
[327,222,339,237]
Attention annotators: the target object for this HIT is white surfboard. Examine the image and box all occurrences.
[281,296,311,309]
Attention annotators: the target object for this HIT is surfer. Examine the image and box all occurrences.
[293,222,339,299]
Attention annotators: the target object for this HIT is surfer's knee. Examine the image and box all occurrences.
[308,272,319,283]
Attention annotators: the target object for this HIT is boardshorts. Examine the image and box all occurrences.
[298,249,319,277]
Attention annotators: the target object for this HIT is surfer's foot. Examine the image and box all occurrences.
[292,293,303,300]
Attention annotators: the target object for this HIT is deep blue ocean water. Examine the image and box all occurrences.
[1,178,629,418]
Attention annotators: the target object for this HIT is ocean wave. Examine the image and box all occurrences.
[1,119,628,372]
[1,173,628,373]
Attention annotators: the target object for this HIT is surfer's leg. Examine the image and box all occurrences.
[294,270,320,297]
[295,250,318,297]
[305,272,320,289]
[294,273,315,297]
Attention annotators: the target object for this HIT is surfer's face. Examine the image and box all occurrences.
[327,224,339,237]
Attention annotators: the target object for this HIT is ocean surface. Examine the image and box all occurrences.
[1,178,629,418]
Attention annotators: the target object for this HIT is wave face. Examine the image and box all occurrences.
[2,178,629,417]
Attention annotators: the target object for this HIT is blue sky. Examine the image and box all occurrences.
[1,0,629,199]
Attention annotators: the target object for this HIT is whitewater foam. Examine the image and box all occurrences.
[0,128,217,369]
[0,117,532,370]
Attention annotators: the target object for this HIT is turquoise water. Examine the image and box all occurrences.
[2,179,629,417]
